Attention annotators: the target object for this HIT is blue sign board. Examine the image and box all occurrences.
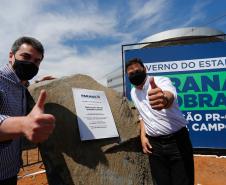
[124,41,226,149]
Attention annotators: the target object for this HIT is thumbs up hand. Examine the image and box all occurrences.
[31,90,47,115]
[148,77,168,110]
[150,77,157,89]
[22,90,55,143]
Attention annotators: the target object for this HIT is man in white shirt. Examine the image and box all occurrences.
[126,58,194,185]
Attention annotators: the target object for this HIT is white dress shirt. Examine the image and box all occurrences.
[131,75,188,137]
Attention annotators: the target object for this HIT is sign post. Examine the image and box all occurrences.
[124,41,226,149]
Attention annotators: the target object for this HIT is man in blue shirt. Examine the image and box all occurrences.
[0,37,55,184]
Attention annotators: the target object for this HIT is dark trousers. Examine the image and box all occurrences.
[0,176,17,185]
[147,127,194,185]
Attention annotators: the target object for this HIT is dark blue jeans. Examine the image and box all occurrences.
[148,127,194,185]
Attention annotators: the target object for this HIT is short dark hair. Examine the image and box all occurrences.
[125,58,145,72]
[11,36,44,59]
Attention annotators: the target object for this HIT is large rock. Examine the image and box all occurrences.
[29,74,152,185]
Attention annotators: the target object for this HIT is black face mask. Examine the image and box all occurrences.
[12,59,39,80]
[128,70,146,86]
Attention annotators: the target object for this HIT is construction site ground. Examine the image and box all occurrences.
[17,148,226,185]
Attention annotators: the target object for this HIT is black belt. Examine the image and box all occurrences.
[147,127,188,141]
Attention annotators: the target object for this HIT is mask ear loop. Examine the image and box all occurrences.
[11,54,18,69]
[13,54,18,61]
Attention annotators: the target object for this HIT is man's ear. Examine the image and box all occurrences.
[9,51,14,64]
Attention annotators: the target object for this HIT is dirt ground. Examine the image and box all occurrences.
[194,155,226,185]
[18,148,48,185]
[17,149,226,185]
[18,163,47,185]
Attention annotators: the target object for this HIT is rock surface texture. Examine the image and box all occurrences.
[29,75,153,185]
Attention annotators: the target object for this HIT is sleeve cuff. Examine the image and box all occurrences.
[0,115,10,125]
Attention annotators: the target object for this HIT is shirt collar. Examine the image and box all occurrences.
[140,76,150,91]
[1,64,21,84]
